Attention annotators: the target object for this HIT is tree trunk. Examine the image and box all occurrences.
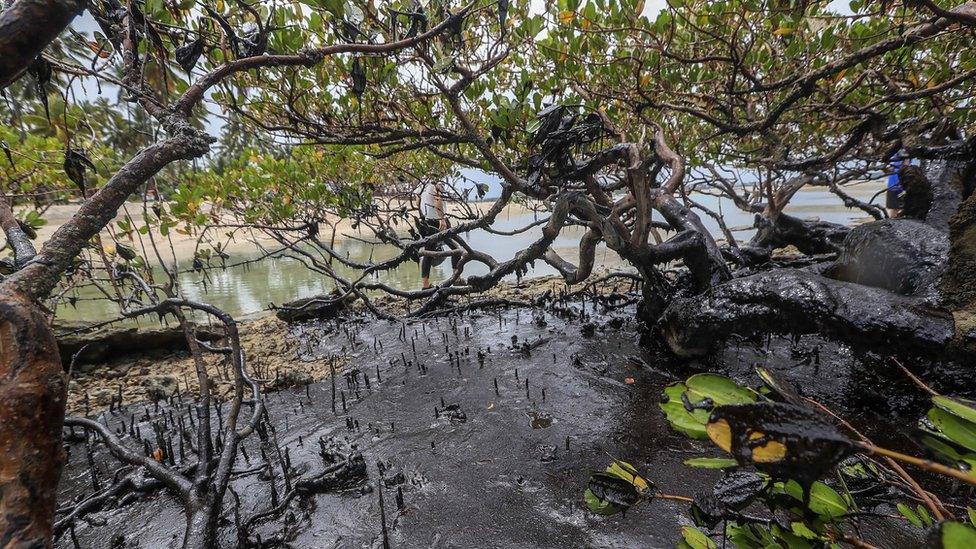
[0,287,66,547]
[652,191,732,290]
[0,132,211,546]
[182,496,220,549]
[940,179,976,353]
[660,155,976,359]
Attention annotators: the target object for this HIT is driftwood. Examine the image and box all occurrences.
[55,321,224,366]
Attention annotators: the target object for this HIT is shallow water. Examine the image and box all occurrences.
[54,184,879,323]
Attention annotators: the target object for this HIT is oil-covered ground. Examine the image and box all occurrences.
[56,294,945,548]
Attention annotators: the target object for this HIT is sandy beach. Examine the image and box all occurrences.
[22,198,540,264]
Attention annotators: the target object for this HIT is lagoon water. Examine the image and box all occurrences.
[54,183,880,323]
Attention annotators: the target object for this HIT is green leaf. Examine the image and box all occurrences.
[778,480,848,519]
[678,526,716,549]
[918,504,934,527]
[968,507,976,526]
[300,0,344,17]
[605,459,650,493]
[660,375,754,440]
[898,502,922,528]
[938,521,976,549]
[789,521,819,540]
[918,431,976,469]
[928,406,976,453]
[934,396,976,425]
[683,457,739,469]
[660,386,709,439]
[684,374,757,406]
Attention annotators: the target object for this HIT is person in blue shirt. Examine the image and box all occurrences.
[886,152,909,218]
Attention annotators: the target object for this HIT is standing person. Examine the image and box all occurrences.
[416,180,461,289]
[886,152,909,218]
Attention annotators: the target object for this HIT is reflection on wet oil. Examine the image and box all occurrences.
[528,411,553,429]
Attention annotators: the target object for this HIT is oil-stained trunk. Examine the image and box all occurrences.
[0,287,66,547]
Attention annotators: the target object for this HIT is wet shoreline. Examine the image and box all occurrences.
[56,292,933,548]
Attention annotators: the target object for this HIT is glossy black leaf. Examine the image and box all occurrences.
[708,402,854,492]
[63,148,97,197]
[27,56,52,120]
[350,58,366,97]
[175,37,205,73]
[586,472,642,510]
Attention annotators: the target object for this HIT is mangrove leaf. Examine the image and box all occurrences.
[585,472,641,513]
[583,458,651,515]
[685,374,757,406]
[775,480,848,519]
[660,375,755,440]
[683,457,739,469]
[933,395,976,425]
[931,521,976,549]
[756,367,804,406]
[927,406,976,453]
[706,402,854,490]
[677,526,716,549]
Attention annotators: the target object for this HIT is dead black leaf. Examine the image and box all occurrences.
[1,141,12,167]
[350,58,366,97]
[587,472,642,510]
[405,1,428,38]
[27,56,52,121]
[707,402,854,495]
[16,219,37,240]
[63,148,97,197]
[204,6,242,58]
[175,37,205,73]
[116,243,137,261]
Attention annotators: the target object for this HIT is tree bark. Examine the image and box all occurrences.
[0,0,86,89]
[0,286,66,547]
[740,213,849,265]
[0,195,36,268]
[922,158,972,232]
[940,175,976,353]
[652,190,732,289]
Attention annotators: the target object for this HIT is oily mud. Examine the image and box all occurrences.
[55,299,928,548]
